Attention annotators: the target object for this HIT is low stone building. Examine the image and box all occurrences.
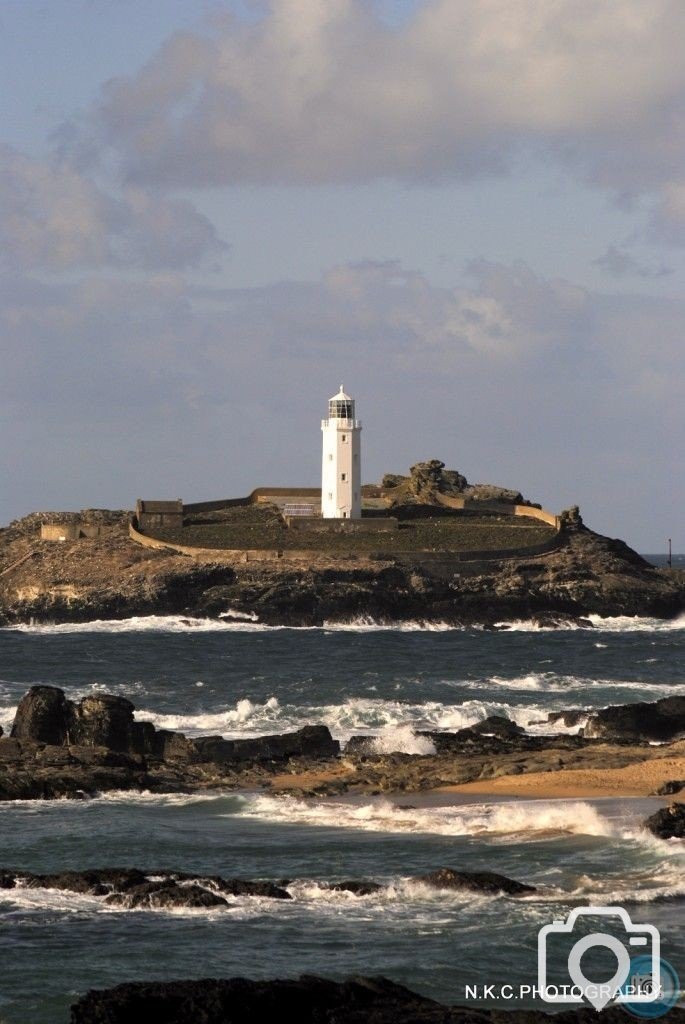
[136,499,183,531]
[40,523,107,541]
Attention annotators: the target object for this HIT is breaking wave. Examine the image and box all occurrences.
[8,612,685,634]
[133,695,575,741]
[234,795,616,840]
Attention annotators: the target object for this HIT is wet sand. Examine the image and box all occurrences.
[437,755,685,799]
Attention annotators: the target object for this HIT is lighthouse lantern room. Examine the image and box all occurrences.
[321,386,362,519]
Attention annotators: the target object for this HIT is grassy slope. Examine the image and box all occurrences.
[150,505,555,552]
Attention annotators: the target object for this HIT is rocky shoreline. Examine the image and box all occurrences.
[0,507,683,628]
[1,686,683,804]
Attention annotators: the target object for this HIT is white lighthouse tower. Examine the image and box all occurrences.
[321,385,362,519]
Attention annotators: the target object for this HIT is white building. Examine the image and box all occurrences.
[321,386,362,519]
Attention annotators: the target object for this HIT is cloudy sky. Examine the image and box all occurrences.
[2,0,684,550]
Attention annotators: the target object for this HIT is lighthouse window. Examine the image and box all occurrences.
[329,400,353,418]
[328,453,333,460]
[341,435,347,442]
[328,492,333,500]
[341,473,347,481]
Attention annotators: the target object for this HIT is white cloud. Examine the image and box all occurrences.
[0,145,226,271]
[64,0,685,213]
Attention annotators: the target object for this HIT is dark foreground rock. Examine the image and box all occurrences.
[643,801,685,839]
[70,975,685,1024]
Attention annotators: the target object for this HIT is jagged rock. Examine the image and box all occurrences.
[441,469,468,493]
[10,685,71,744]
[584,695,685,742]
[409,459,445,498]
[416,867,536,896]
[643,802,685,839]
[560,505,583,529]
[380,473,406,489]
[69,694,136,751]
[463,484,523,503]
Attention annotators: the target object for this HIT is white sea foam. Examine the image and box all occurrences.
[366,725,437,755]
[235,795,615,840]
[323,616,457,631]
[5,610,685,634]
[134,696,568,741]
[4,614,281,635]
[588,613,685,633]
[496,613,685,633]
[133,677,683,742]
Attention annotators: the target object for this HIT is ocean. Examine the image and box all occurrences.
[1,608,684,1021]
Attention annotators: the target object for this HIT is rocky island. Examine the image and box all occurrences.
[1,461,682,627]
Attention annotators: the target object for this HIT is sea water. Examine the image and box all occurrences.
[0,612,683,1021]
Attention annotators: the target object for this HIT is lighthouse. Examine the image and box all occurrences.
[321,386,362,519]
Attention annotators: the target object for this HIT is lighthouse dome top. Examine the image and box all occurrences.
[328,384,355,420]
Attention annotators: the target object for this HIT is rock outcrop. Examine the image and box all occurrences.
[584,696,685,742]
[0,685,340,800]
[643,801,685,839]
[10,685,339,766]
[10,685,71,745]
[70,974,685,1024]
